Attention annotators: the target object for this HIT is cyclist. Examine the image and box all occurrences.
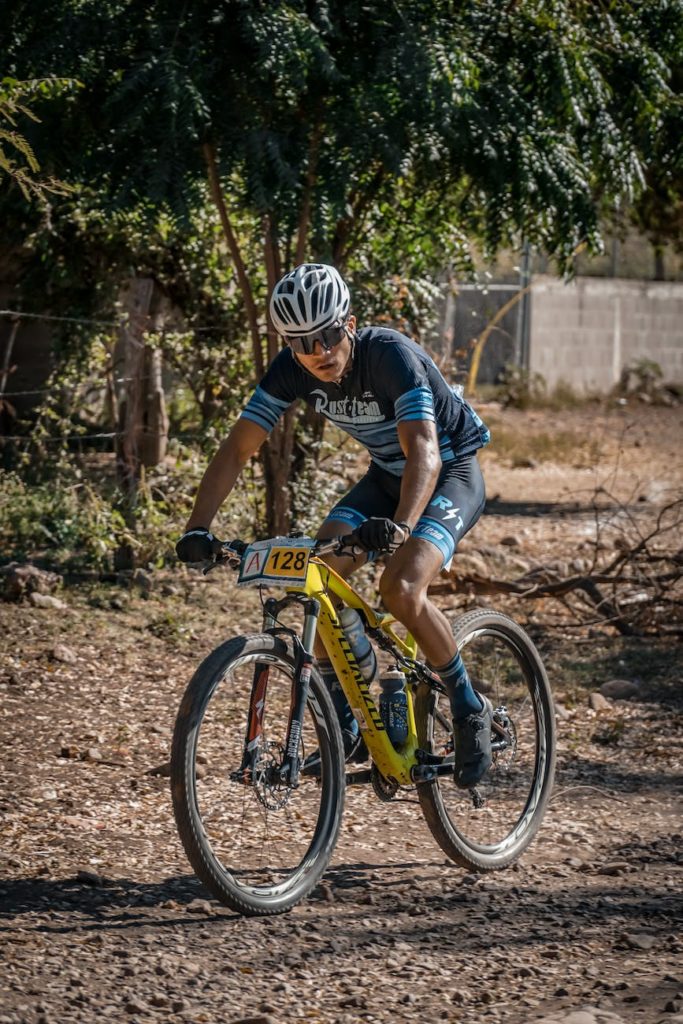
[176,263,492,789]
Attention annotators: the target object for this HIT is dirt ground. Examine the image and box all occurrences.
[1,402,682,1024]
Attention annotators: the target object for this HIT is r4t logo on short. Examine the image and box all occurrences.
[430,495,464,530]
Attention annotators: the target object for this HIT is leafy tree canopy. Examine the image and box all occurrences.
[5,0,681,267]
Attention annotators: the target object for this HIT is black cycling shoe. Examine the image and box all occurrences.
[453,694,493,789]
[301,729,368,779]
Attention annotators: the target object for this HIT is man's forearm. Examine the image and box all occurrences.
[185,440,245,530]
[394,444,441,529]
[184,417,267,532]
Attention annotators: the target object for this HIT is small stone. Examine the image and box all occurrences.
[554,986,570,996]
[665,1000,683,1013]
[230,1017,278,1024]
[147,762,171,777]
[30,592,67,610]
[599,679,641,700]
[318,882,334,902]
[500,534,522,547]
[76,870,103,886]
[124,1000,145,1014]
[619,931,656,950]
[60,745,80,759]
[82,747,104,763]
[555,703,572,721]
[185,898,213,915]
[149,994,168,1008]
[51,644,77,664]
[589,692,611,712]
[133,569,153,593]
[597,861,630,876]
[451,990,469,1004]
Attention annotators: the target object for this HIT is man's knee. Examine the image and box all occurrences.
[380,571,424,620]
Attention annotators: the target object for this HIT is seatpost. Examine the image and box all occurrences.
[281,598,320,787]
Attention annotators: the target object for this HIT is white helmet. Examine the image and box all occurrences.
[270,263,350,337]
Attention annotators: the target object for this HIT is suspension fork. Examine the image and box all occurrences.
[280,598,320,788]
[234,599,282,780]
[234,597,320,787]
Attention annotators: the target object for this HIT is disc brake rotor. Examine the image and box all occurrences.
[252,741,293,810]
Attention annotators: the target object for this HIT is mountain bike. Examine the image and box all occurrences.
[170,532,556,916]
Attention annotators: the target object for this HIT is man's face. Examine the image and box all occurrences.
[292,315,356,382]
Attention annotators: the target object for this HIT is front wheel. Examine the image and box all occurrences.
[171,633,345,915]
[415,609,556,871]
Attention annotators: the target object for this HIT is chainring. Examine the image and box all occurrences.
[370,763,400,802]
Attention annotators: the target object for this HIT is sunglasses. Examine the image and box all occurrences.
[285,323,347,355]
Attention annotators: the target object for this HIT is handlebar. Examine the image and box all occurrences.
[201,533,373,574]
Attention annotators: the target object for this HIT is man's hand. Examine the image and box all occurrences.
[353,517,411,554]
[176,527,218,563]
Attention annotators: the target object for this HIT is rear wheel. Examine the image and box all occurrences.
[171,633,345,915]
[415,609,555,871]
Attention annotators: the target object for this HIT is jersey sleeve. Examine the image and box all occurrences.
[376,342,436,425]
[240,349,300,433]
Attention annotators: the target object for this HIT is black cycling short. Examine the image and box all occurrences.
[323,454,486,569]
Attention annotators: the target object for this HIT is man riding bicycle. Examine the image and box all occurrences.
[176,263,492,789]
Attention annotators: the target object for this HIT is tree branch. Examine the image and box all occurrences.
[203,142,264,378]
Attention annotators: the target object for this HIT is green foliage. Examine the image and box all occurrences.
[0,77,78,203]
[495,364,548,410]
[6,0,680,268]
[0,469,129,570]
[2,0,681,551]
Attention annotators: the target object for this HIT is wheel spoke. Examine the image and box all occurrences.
[417,611,555,870]
[172,637,345,914]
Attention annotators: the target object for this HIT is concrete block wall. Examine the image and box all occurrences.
[529,276,683,392]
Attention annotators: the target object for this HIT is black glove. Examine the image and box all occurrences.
[175,527,217,563]
[353,517,411,554]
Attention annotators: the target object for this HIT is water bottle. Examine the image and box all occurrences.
[338,607,377,682]
[379,670,408,748]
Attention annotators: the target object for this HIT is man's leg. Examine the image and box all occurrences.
[379,536,492,789]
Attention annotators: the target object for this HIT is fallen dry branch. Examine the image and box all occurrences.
[433,495,683,637]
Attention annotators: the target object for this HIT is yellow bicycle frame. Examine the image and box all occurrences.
[287,555,420,785]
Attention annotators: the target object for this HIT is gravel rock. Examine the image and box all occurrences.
[535,1008,627,1024]
[76,869,104,886]
[50,644,77,664]
[599,678,641,700]
[29,592,67,610]
[589,692,611,712]
[1,563,63,602]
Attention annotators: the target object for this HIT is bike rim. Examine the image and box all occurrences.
[189,651,336,897]
[432,627,551,855]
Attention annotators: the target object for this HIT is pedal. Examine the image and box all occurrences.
[345,769,373,786]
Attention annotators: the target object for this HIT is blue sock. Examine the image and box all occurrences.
[319,659,358,736]
[434,652,483,721]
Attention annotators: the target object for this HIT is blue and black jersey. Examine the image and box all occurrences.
[241,326,490,475]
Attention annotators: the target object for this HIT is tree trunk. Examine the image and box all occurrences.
[653,245,665,281]
[115,277,169,569]
[261,405,297,536]
[116,277,169,487]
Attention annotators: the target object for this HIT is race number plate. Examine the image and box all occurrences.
[237,537,315,588]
